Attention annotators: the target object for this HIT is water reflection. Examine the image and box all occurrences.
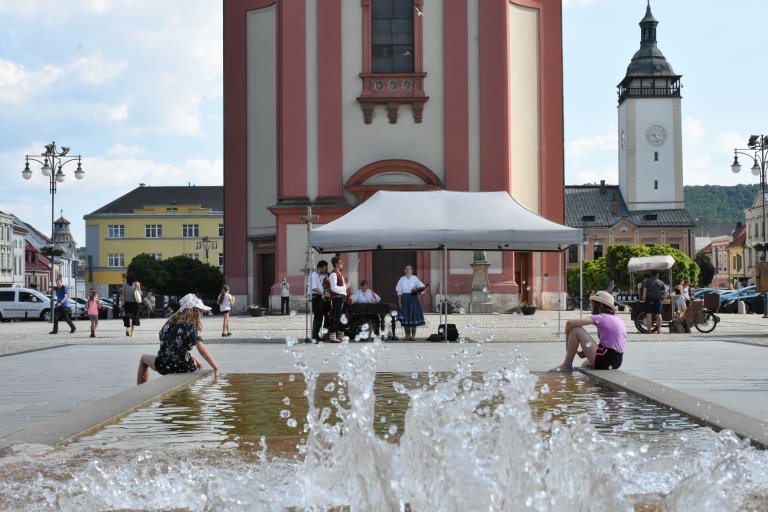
[75,372,701,452]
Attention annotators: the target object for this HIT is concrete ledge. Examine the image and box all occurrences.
[582,369,768,448]
[0,371,209,448]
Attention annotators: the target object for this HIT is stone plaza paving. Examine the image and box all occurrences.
[1,309,767,447]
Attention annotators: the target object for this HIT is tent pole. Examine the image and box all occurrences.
[444,245,449,342]
[579,241,584,318]
[301,207,319,343]
[557,250,562,338]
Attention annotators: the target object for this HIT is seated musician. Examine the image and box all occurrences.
[351,279,380,304]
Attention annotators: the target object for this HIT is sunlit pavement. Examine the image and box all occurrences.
[1,310,767,446]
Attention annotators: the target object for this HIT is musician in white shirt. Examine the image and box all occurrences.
[310,260,329,341]
[352,279,380,304]
[395,265,426,341]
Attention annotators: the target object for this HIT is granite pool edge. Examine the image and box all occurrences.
[582,368,768,448]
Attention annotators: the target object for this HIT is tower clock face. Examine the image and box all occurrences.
[645,124,667,146]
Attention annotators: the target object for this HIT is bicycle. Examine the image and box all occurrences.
[634,307,719,334]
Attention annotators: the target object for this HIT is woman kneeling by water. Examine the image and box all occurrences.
[137,293,220,385]
[549,291,626,372]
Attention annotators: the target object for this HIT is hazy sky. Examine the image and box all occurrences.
[0,0,765,245]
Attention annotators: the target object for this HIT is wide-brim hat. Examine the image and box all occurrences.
[589,290,615,310]
[179,293,211,312]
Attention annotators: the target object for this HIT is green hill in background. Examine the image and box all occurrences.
[684,184,759,224]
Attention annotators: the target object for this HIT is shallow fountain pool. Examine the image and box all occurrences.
[1,341,768,511]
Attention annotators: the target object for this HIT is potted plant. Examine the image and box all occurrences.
[519,301,537,315]
[247,304,267,317]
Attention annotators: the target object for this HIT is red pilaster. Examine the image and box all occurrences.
[278,0,308,199]
[479,0,510,192]
[443,0,469,191]
[317,0,343,197]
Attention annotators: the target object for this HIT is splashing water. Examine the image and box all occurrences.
[0,345,766,511]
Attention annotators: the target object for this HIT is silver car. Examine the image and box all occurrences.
[0,288,52,321]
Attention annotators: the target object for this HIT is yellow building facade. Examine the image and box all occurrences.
[83,185,223,299]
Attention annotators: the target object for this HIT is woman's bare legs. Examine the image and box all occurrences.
[549,326,598,372]
[137,354,157,385]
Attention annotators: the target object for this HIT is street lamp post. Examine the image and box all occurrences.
[196,236,218,263]
[730,134,768,318]
[22,142,85,322]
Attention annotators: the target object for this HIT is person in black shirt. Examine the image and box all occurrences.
[642,271,668,334]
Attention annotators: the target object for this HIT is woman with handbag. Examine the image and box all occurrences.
[120,271,142,337]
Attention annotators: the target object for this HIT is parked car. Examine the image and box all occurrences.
[718,285,757,305]
[690,288,715,300]
[0,287,52,321]
[721,293,765,315]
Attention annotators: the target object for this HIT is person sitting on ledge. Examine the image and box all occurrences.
[549,291,626,372]
[137,293,220,385]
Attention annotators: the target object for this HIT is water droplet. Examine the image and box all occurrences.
[540,384,550,394]
[380,415,387,423]
[458,308,466,315]
[280,409,291,419]
[390,310,398,317]
[411,372,418,379]
[639,444,649,454]
[340,314,348,325]
[393,382,407,394]
[282,397,291,405]
[286,336,298,347]
[287,418,298,428]
[540,321,548,327]
[288,374,296,382]
[290,310,297,316]
[388,424,398,436]
[462,379,473,391]
[595,399,607,410]
[482,287,488,293]
[361,323,370,331]
[319,327,328,336]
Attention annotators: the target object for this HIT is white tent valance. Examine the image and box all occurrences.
[308,190,583,252]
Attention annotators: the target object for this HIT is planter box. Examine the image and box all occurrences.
[249,308,267,317]
[520,306,537,316]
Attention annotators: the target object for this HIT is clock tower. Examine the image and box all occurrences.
[617,2,683,211]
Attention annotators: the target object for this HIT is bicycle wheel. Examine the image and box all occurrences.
[634,315,659,334]
[694,311,717,333]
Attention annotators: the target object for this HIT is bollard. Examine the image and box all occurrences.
[738,300,747,314]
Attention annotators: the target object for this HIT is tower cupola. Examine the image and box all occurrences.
[618,1,681,105]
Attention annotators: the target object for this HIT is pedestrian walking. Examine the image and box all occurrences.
[120,271,142,337]
[50,277,76,335]
[87,290,102,338]
[218,284,235,337]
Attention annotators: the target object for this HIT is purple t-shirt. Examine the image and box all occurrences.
[591,313,627,353]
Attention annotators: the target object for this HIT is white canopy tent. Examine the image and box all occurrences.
[307,190,584,339]
[309,190,583,253]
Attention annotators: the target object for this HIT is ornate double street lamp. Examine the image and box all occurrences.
[730,135,768,318]
[22,142,85,322]
[196,236,218,263]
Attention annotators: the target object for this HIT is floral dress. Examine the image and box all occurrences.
[154,321,200,375]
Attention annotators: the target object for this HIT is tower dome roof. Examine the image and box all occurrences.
[623,2,678,79]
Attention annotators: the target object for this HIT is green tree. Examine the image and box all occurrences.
[567,258,611,294]
[161,256,224,299]
[127,253,170,293]
[694,252,715,287]
[647,245,699,287]
[604,244,650,289]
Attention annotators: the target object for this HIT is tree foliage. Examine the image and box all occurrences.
[127,253,170,292]
[684,184,759,224]
[568,244,700,294]
[694,252,715,287]
[127,254,223,299]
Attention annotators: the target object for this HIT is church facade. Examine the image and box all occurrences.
[224,0,567,311]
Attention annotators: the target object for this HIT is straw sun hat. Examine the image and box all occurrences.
[589,290,615,310]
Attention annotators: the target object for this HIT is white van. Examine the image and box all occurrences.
[0,287,52,321]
